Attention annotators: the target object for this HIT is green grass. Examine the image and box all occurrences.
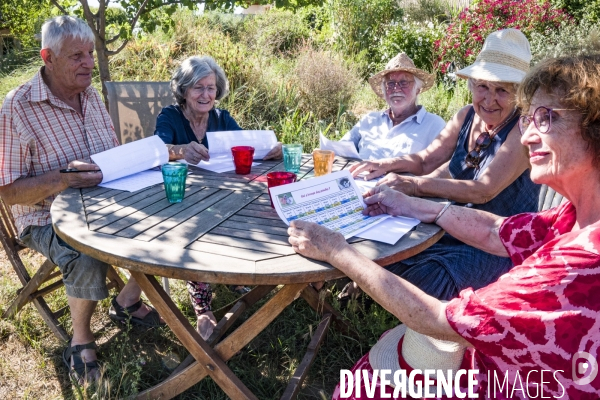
[0,249,400,399]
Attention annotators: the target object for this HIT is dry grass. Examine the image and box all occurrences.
[294,46,360,120]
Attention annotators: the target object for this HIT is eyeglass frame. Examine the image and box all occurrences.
[385,80,415,91]
[190,85,218,95]
[465,131,494,169]
[518,106,576,135]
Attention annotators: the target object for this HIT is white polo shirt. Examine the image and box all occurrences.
[340,105,446,160]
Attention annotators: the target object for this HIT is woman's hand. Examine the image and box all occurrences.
[183,142,210,164]
[377,173,418,196]
[363,185,410,217]
[349,158,395,180]
[263,142,283,160]
[288,220,347,263]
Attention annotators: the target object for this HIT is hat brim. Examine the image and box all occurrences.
[368,67,435,99]
[368,324,406,384]
[456,62,527,84]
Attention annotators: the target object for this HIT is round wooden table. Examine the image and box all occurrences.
[51,155,443,400]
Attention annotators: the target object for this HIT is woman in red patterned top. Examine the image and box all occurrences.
[288,54,600,399]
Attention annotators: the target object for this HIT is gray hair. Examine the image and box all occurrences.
[41,16,95,54]
[171,56,229,106]
[467,78,519,94]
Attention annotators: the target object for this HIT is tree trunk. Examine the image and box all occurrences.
[96,44,111,109]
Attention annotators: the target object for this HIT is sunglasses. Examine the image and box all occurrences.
[465,131,493,169]
[518,106,575,135]
[385,80,414,91]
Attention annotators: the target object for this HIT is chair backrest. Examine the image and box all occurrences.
[105,81,174,144]
[538,184,565,211]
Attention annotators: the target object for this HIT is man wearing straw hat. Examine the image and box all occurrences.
[339,53,446,160]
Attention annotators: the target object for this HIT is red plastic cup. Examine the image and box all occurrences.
[267,171,297,208]
[231,146,255,174]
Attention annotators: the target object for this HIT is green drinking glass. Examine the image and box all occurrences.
[282,144,303,173]
[162,162,188,203]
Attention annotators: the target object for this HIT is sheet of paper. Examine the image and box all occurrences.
[319,133,361,159]
[354,176,382,194]
[269,170,389,239]
[91,136,169,183]
[356,216,420,245]
[98,170,164,192]
[180,158,261,173]
[206,130,277,160]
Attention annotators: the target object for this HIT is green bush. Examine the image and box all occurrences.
[550,0,600,23]
[530,20,600,63]
[240,10,311,56]
[329,0,404,76]
[378,20,445,72]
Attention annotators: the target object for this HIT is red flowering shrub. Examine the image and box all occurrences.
[434,0,570,73]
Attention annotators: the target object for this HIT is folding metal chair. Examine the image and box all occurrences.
[0,197,125,341]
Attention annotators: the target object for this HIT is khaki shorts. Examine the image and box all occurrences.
[20,224,109,300]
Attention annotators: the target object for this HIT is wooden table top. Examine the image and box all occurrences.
[51,155,443,285]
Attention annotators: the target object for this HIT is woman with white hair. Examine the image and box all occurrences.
[154,55,281,340]
[344,29,540,304]
[340,53,446,160]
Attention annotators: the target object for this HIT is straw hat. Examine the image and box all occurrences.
[368,324,467,395]
[368,53,435,98]
[456,28,531,84]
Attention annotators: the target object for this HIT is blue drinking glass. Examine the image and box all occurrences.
[282,144,303,173]
[162,162,188,203]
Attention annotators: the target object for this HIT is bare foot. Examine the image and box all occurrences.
[197,311,217,341]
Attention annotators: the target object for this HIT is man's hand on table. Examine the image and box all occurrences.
[349,158,394,180]
[263,142,283,160]
[61,160,103,188]
[288,220,347,263]
[376,173,418,196]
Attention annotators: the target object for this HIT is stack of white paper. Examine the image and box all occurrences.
[91,136,169,192]
[356,216,420,245]
[183,158,260,173]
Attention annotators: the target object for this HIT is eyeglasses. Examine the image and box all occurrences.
[192,86,217,95]
[518,106,575,135]
[465,131,493,169]
[385,80,414,91]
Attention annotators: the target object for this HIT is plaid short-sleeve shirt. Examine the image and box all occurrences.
[0,68,119,234]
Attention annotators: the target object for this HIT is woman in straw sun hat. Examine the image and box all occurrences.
[290,53,600,398]
[336,52,446,161]
[341,29,539,305]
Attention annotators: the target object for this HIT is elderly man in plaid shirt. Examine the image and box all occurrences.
[0,16,164,384]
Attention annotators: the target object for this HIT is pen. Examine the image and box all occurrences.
[59,168,99,173]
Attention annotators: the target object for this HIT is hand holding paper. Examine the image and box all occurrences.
[319,133,361,159]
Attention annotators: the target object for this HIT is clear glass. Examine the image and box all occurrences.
[162,162,188,203]
[312,149,335,176]
[282,144,303,173]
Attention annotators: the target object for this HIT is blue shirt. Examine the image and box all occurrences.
[154,105,242,147]
[340,106,445,160]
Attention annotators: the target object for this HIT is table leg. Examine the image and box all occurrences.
[280,313,332,400]
[171,285,277,375]
[135,281,308,399]
[300,284,356,337]
[130,271,261,400]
